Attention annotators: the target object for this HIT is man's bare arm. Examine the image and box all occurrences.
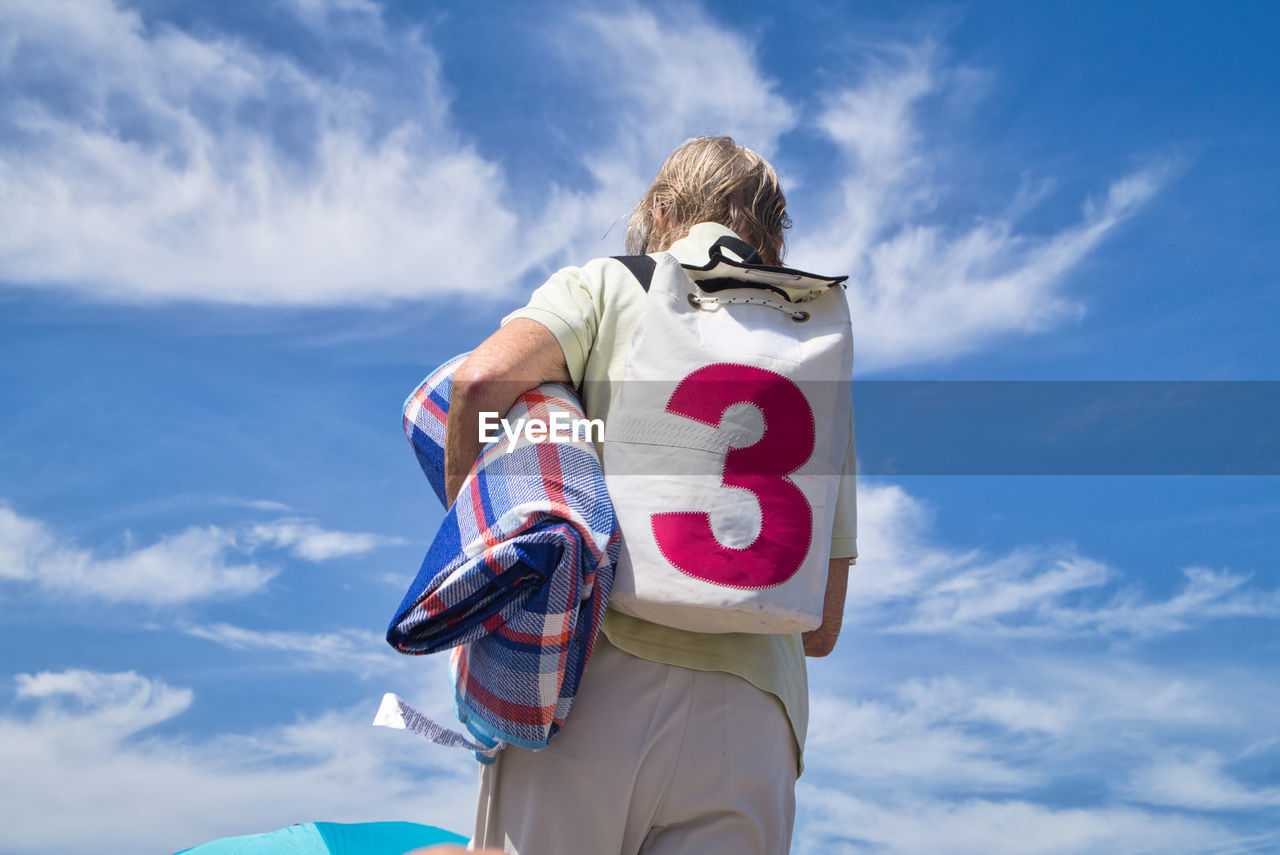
[802,557,849,657]
[444,319,571,506]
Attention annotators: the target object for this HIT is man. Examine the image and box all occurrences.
[445,137,856,854]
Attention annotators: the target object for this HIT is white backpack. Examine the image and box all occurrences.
[603,236,853,633]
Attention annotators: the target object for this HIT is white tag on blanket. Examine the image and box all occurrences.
[372,692,503,760]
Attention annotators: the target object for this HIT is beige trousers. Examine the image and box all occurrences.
[472,636,798,855]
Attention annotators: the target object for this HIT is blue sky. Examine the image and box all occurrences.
[1,1,1278,852]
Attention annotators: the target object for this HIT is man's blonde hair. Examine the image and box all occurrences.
[626,136,791,266]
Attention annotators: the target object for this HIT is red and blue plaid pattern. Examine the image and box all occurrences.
[387,355,618,753]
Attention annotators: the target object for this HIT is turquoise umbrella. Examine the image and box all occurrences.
[175,821,467,854]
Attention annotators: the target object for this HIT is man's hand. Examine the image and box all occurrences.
[444,318,571,506]
[802,557,849,657]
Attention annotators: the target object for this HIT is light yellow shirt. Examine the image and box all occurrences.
[503,223,857,772]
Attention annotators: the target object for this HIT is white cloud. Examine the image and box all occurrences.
[570,4,796,160]
[793,788,1242,855]
[797,658,1280,854]
[0,502,275,605]
[230,498,296,513]
[1125,751,1280,811]
[892,676,1076,737]
[524,5,800,270]
[1,0,1167,377]
[0,502,405,606]
[0,0,521,304]
[803,665,1218,799]
[182,621,402,674]
[844,481,978,605]
[247,518,406,561]
[792,480,1280,853]
[1039,660,1235,729]
[285,0,381,26]
[851,483,1280,638]
[1075,566,1280,636]
[790,45,1172,372]
[806,688,1037,792]
[0,668,474,855]
[15,669,194,736]
[805,661,1267,780]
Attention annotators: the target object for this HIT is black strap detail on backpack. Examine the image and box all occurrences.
[709,235,763,265]
[611,254,657,292]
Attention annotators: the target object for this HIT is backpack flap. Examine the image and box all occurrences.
[681,235,848,303]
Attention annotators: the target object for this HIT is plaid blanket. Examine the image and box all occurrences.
[386,355,618,755]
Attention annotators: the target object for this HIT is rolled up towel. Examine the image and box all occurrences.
[386,355,618,753]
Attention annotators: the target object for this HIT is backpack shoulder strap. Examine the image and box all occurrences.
[610,254,657,292]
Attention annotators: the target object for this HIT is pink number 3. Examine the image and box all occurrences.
[651,363,816,589]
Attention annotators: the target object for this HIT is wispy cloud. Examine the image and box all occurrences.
[227,498,296,513]
[791,44,1174,372]
[794,787,1244,855]
[14,669,194,735]
[181,621,400,674]
[806,686,1038,792]
[0,0,1169,378]
[247,518,405,561]
[797,659,1280,854]
[521,4,800,270]
[852,484,1280,638]
[1125,750,1280,812]
[0,502,403,606]
[574,5,796,155]
[0,0,520,304]
[788,481,1280,853]
[0,502,275,605]
[0,668,473,855]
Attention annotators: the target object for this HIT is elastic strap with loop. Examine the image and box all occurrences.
[687,291,811,322]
